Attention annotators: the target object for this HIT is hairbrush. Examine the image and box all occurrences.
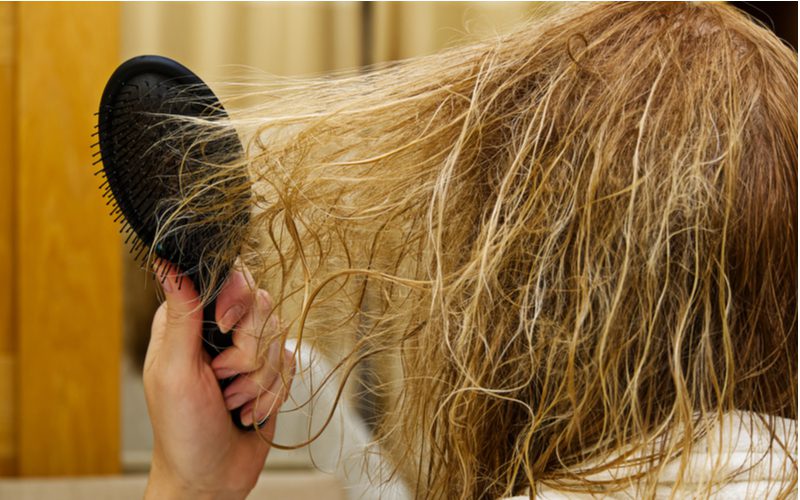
[94,55,254,430]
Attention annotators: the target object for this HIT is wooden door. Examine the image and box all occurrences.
[0,2,122,476]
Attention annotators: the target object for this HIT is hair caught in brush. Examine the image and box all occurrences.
[158,3,797,498]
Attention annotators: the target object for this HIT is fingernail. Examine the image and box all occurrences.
[224,392,248,410]
[218,304,245,334]
[240,409,253,427]
[214,368,237,379]
[252,407,270,426]
[257,290,272,309]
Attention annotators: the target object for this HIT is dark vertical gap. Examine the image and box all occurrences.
[361,1,373,69]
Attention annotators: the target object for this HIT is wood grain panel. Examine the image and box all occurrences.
[0,2,16,477]
[17,2,121,475]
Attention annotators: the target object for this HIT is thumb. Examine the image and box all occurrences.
[151,259,204,367]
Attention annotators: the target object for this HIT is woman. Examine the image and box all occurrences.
[143,3,797,498]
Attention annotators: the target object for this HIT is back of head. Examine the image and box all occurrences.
[176,2,798,498]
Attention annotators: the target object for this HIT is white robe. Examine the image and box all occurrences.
[282,340,797,500]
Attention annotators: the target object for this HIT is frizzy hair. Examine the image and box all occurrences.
[159,2,797,498]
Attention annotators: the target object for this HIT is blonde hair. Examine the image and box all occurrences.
[163,3,797,498]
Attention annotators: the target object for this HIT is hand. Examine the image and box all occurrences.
[143,261,295,500]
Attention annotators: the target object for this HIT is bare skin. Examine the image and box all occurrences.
[144,261,294,500]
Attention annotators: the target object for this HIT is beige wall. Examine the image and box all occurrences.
[121,2,560,76]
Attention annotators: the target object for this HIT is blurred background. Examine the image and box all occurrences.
[0,2,794,499]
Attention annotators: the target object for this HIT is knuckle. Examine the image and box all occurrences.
[239,314,276,342]
[231,349,263,373]
[165,307,183,325]
[256,289,273,311]
[237,374,261,397]
[227,272,252,301]
[247,353,266,372]
[165,303,198,325]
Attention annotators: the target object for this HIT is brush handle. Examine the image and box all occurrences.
[201,301,254,431]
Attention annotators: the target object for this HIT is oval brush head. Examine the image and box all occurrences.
[95,55,253,430]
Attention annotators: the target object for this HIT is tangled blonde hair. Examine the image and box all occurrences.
[161,2,797,498]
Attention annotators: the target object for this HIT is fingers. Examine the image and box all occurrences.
[221,338,281,409]
[250,407,279,443]
[211,289,276,378]
[215,267,257,334]
[238,348,296,427]
[210,272,290,426]
[150,264,262,371]
[150,260,203,367]
[156,261,292,429]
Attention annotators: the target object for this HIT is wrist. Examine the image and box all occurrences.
[145,454,248,500]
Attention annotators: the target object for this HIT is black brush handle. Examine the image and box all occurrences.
[201,300,254,432]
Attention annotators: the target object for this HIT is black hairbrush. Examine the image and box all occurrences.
[94,55,254,430]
